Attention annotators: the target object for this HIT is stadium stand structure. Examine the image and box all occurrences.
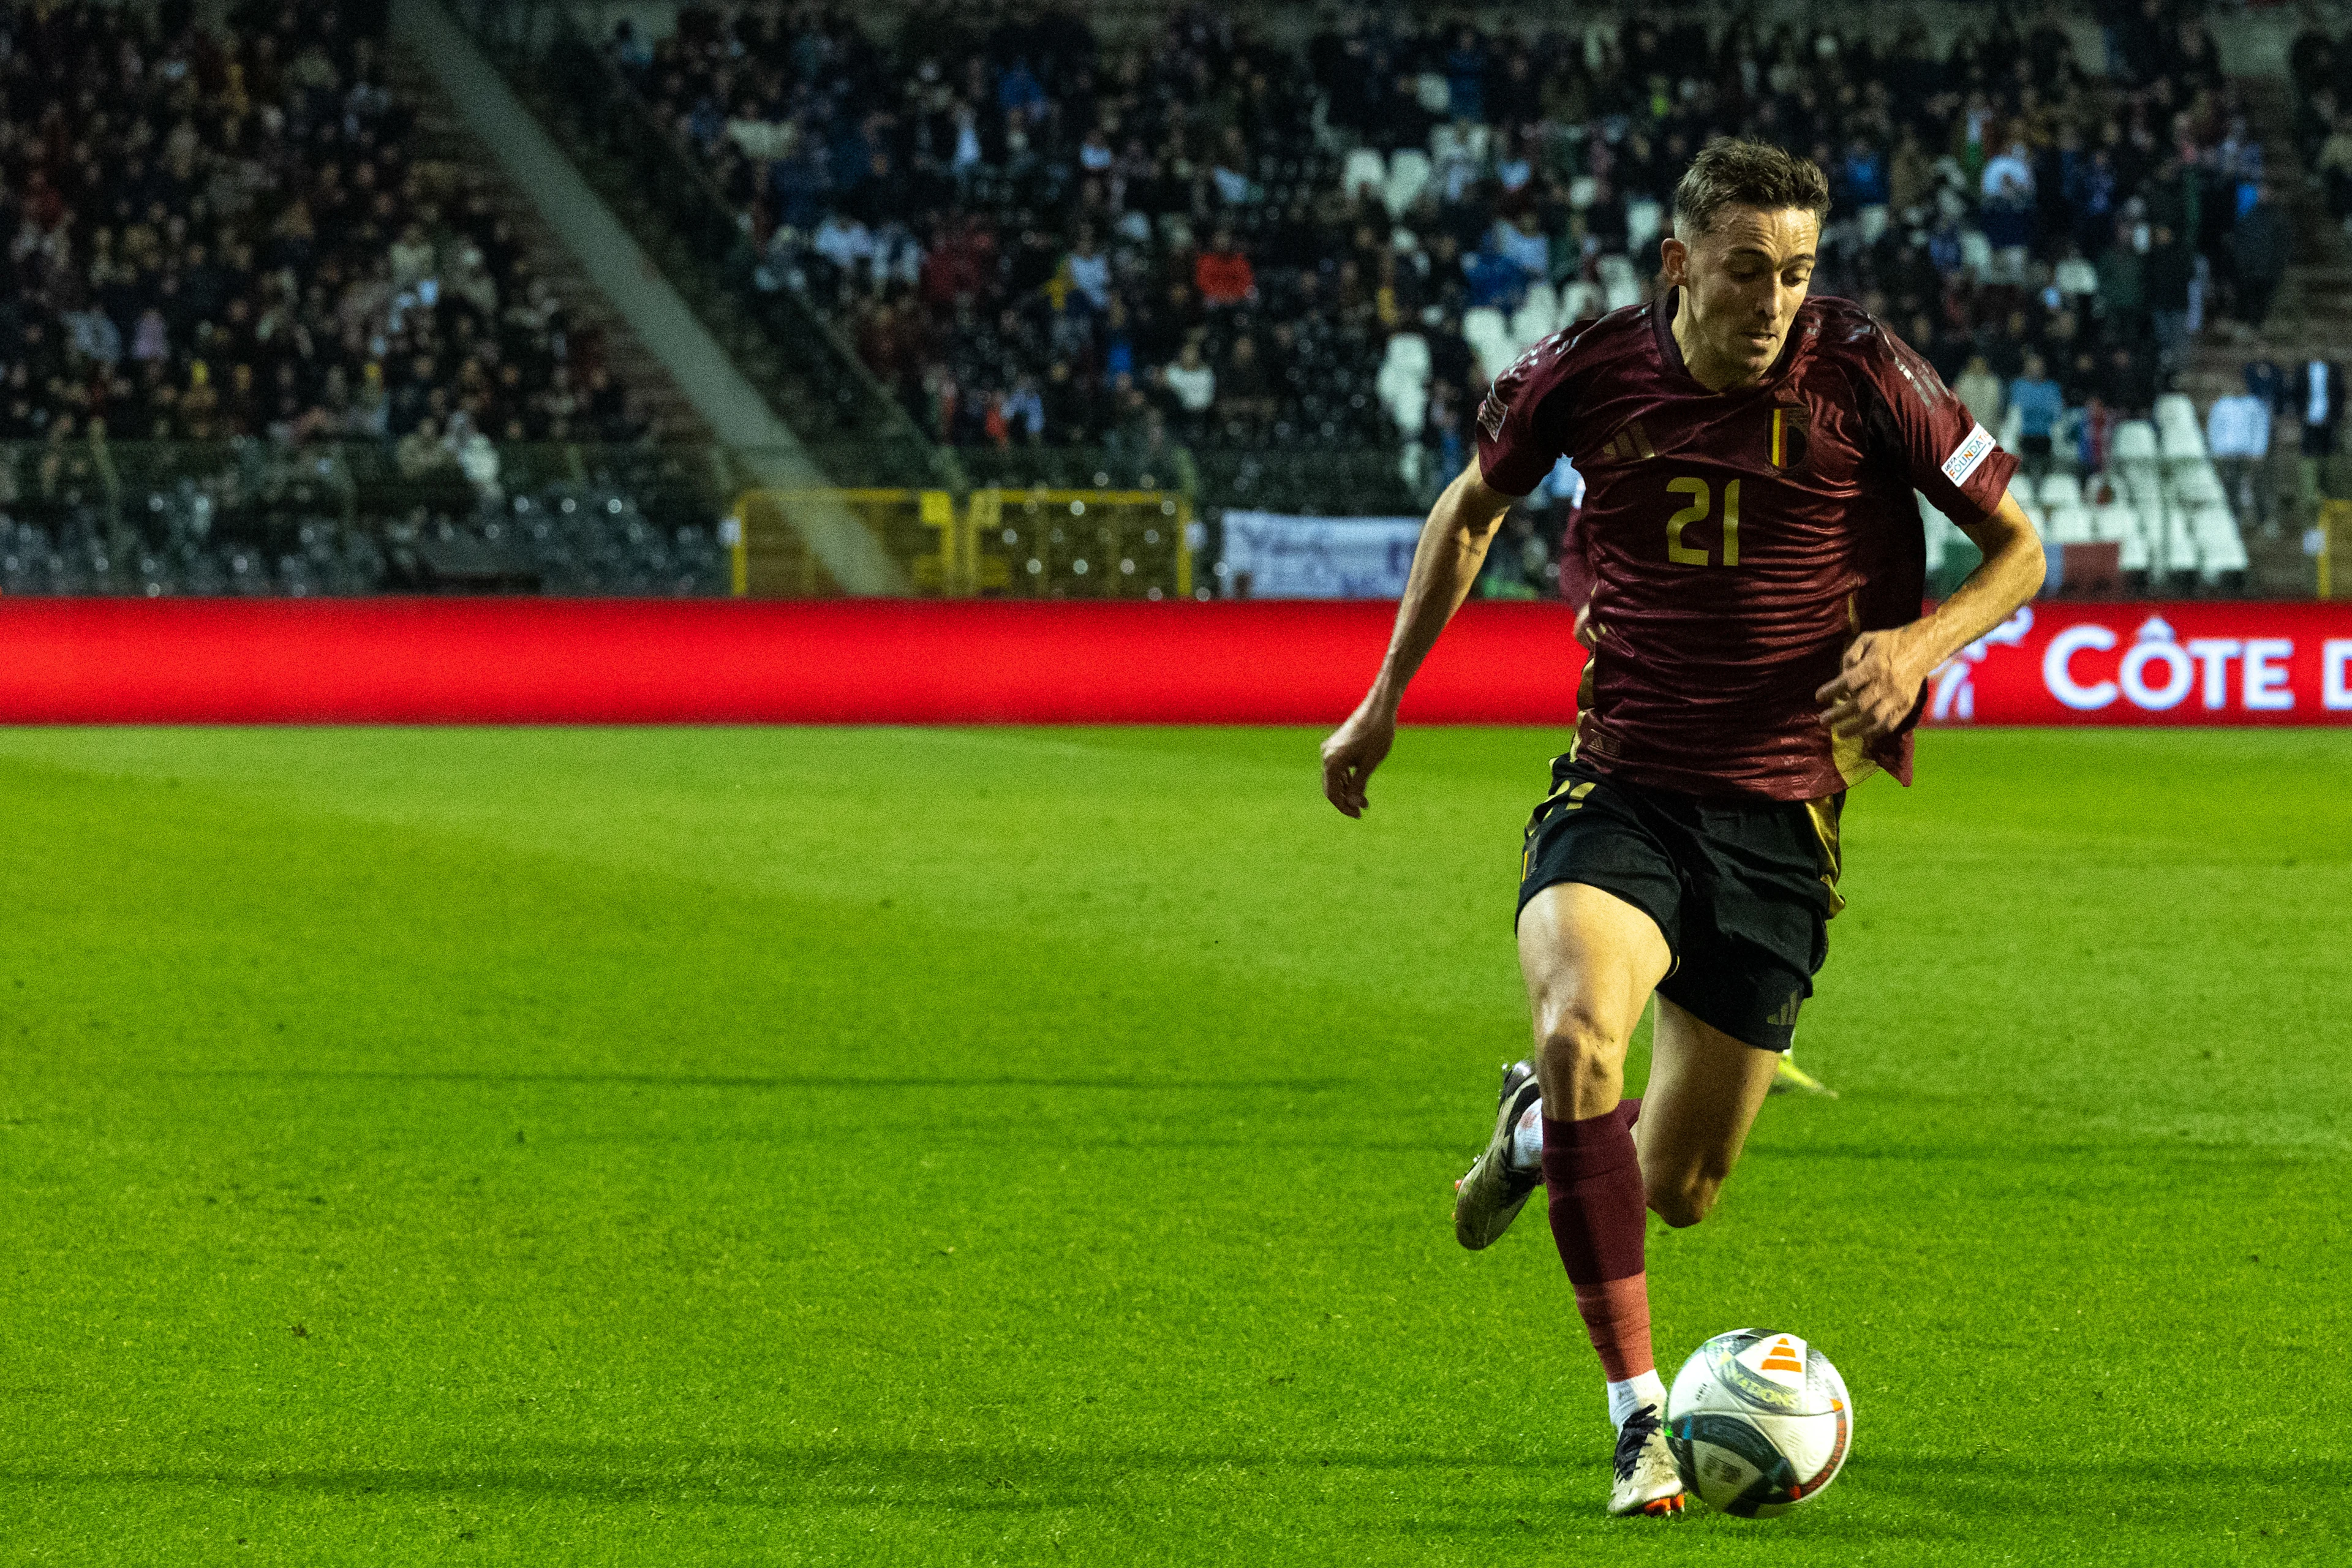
[6,0,2345,601]
[2161,32,2352,597]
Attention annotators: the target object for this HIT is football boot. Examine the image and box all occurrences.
[1607,1403,1687,1518]
[1452,1059,1543,1250]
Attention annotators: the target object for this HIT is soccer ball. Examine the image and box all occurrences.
[1665,1329,1852,1517]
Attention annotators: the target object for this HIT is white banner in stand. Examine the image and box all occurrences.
[1218,512,1426,599]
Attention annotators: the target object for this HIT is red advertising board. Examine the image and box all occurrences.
[1918,601,2352,726]
[0,597,1578,725]
[0,597,2343,726]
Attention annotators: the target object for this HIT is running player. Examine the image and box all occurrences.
[1317,140,2043,1518]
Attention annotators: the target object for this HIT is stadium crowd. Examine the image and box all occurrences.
[623,1,2274,484]
[0,0,649,460]
[0,0,715,595]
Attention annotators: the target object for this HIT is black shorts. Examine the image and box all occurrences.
[1515,753,1845,1053]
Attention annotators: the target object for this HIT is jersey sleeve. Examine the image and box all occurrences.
[1474,333,1581,497]
[1855,319,2020,525]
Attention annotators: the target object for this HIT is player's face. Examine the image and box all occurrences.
[1661,206,1819,391]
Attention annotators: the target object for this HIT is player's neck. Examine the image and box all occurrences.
[1667,286,1768,394]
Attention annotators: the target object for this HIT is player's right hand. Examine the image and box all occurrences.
[1320,699,1396,818]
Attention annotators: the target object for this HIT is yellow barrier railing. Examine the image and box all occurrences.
[731,486,1193,600]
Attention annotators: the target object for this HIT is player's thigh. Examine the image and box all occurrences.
[1637,993,1779,1227]
[1516,881,1673,1118]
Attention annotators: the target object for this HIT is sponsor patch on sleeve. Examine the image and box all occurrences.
[1940,422,1996,487]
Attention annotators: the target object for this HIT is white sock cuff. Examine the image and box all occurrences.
[1607,1369,1667,1430]
[1508,1098,1545,1171]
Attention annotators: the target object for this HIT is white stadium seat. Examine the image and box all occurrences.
[2158,421,2206,463]
[1380,380,1428,437]
[2171,462,2225,507]
[1383,148,1432,217]
[1510,295,1557,349]
[2193,505,2248,575]
[1342,147,1387,202]
[2154,506,2198,575]
[2042,505,2093,545]
[1626,197,1664,257]
[1597,254,1643,311]
[1430,120,1490,163]
[1381,332,1430,380]
[1461,306,1513,375]
[2090,503,2149,571]
[1921,494,1978,574]
[1559,280,1601,322]
[2037,473,2084,509]
[2111,420,2160,462]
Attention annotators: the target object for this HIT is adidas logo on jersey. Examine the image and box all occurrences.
[1597,420,1655,462]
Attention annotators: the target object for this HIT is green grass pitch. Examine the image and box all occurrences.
[0,725,2346,1565]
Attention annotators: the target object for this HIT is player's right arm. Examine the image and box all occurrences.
[1319,459,1517,818]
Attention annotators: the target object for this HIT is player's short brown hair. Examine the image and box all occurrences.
[1671,139,1831,239]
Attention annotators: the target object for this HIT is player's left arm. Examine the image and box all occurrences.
[1816,487,2046,741]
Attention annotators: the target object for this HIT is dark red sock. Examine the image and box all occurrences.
[1542,1109,1655,1381]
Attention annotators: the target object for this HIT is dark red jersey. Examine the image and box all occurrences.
[1477,292,2018,801]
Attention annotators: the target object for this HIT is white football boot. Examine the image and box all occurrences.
[1607,1403,1687,1517]
[1452,1060,1543,1250]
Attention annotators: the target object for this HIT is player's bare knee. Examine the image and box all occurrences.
[1533,1007,1624,1112]
[1648,1180,1713,1229]
[1647,1166,1726,1229]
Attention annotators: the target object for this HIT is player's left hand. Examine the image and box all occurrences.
[1815,628,1932,742]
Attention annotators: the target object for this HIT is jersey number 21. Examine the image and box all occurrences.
[1666,477,1740,567]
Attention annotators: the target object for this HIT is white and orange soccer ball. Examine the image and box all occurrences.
[1664,1329,1853,1517]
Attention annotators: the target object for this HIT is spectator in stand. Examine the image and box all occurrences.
[1980,140,2037,271]
[2291,355,2344,504]
[1065,227,1112,311]
[2319,115,2352,232]
[2103,342,2158,417]
[1218,334,1275,440]
[2144,225,2196,380]
[1002,376,1046,444]
[1463,235,1528,312]
[395,415,456,480]
[1498,211,1549,284]
[1424,389,1465,483]
[2095,228,2147,342]
[2009,353,2066,481]
[0,2,636,458]
[619,1,2272,485]
[2073,394,2119,474]
[1195,229,1256,309]
[1954,355,2007,433]
[1163,340,1216,432]
[2243,344,2286,413]
[2206,374,2273,533]
[2228,184,2290,333]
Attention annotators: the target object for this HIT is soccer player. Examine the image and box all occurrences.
[1317,141,2044,1517]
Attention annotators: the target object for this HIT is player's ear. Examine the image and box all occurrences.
[1659,235,1688,288]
